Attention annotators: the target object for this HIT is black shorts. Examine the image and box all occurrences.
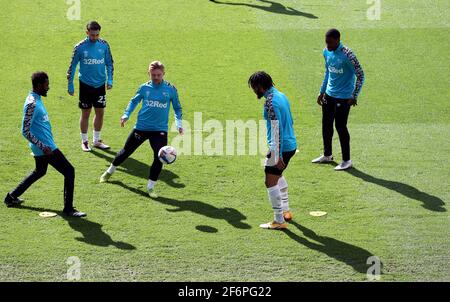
[79,81,106,109]
[264,150,297,176]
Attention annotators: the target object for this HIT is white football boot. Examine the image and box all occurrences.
[259,221,288,230]
[335,160,353,171]
[93,140,110,150]
[99,171,112,183]
[81,141,91,152]
[311,155,333,163]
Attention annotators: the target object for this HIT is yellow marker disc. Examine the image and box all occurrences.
[39,212,58,218]
[309,211,327,217]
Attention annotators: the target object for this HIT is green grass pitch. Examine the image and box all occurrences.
[0,0,448,281]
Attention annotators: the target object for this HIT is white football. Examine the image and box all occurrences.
[158,145,177,164]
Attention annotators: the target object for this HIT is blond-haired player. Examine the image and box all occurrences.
[100,61,183,198]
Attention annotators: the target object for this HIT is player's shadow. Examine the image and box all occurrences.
[109,180,252,230]
[91,149,185,189]
[283,221,379,274]
[196,225,219,233]
[210,0,318,18]
[14,205,136,250]
[346,168,446,212]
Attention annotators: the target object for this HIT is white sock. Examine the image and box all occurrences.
[93,131,101,143]
[147,180,156,190]
[106,164,116,174]
[278,176,289,212]
[81,132,88,143]
[267,185,284,223]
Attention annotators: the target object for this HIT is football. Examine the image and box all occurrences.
[158,145,177,164]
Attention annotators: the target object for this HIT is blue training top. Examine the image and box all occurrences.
[263,87,297,156]
[122,80,182,132]
[22,91,57,156]
[320,42,365,99]
[67,37,114,91]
